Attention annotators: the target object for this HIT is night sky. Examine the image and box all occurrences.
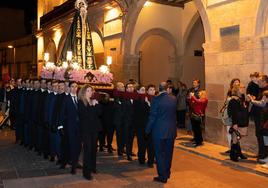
[0,0,37,34]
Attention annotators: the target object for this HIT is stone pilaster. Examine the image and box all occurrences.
[202,36,264,151]
[123,54,140,83]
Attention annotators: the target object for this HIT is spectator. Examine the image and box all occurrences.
[189,90,208,147]
[228,84,249,162]
[176,81,187,128]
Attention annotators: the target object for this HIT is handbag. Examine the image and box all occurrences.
[261,120,268,136]
[190,113,202,122]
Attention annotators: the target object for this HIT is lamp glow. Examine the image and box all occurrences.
[72,62,80,70]
[99,65,109,73]
[144,1,152,7]
[45,62,55,69]
[106,56,112,66]
[8,45,14,49]
[66,51,73,61]
[44,53,49,62]
[62,61,68,69]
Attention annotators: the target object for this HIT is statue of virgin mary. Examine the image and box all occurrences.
[59,0,96,70]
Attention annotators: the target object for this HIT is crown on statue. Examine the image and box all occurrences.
[75,0,88,10]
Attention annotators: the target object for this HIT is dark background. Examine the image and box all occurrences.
[0,0,37,34]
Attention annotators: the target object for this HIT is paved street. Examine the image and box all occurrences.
[1,129,268,188]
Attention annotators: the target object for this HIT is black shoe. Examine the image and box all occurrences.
[38,151,42,156]
[139,160,145,165]
[225,150,231,154]
[192,143,202,147]
[147,163,154,168]
[56,160,61,165]
[118,152,123,156]
[92,169,98,174]
[153,176,167,183]
[230,158,239,162]
[43,154,48,159]
[59,164,66,169]
[77,163,83,169]
[127,155,132,161]
[71,168,76,175]
[99,147,104,152]
[257,159,266,164]
[83,175,92,180]
[108,148,113,153]
[240,154,247,159]
[50,156,55,162]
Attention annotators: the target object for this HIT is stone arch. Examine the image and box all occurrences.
[122,0,211,56]
[56,33,66,62]
[255,0,268,36]
[134,28,177,55]
[193,0,211,41]
[44,38,57,62]
[183,12,201,52]
[135,31,177,86]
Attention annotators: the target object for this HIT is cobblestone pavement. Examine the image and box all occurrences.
[1,128,268,188]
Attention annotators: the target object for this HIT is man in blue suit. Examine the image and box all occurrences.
[59,81,81,174]
[145,82,177,183]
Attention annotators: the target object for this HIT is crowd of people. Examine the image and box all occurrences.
[0,77,208,183]
[0,72,268,181]
[221,72,268,163]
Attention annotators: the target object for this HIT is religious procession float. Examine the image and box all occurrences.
[40,0,113,91]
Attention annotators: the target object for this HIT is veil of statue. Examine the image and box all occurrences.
[58,0,96,70]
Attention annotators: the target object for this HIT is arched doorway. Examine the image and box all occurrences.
[129,1,206,89]
[139,35,175,86]
[181,17,205,89]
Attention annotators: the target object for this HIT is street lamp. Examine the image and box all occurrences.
[7,45,16,78]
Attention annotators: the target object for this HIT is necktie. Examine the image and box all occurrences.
[72,96,78,107]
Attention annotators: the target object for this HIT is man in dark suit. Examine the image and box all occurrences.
[145,82,177,183]
[124,83,137,161]
[51,81,66,164]
[113,82,126,157]
[59,81,81,174]
[43,80,53,159]
[24,79,33,149]
[36,79,48,156]
[46,80,59,161]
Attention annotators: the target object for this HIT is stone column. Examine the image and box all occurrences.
[123,54,140,83]
[203,36,264,152]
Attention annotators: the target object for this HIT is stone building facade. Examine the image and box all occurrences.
[37,0,268,152]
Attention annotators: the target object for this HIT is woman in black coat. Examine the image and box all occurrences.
[227,84,249,162]
[78,84,102,180]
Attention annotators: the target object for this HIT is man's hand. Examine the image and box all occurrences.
[232,124,238,130]
[144,133,150,140]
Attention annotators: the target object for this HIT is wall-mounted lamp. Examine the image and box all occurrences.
[44,52,49,62]
[66,51,73,61]
[106,56,112,66]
